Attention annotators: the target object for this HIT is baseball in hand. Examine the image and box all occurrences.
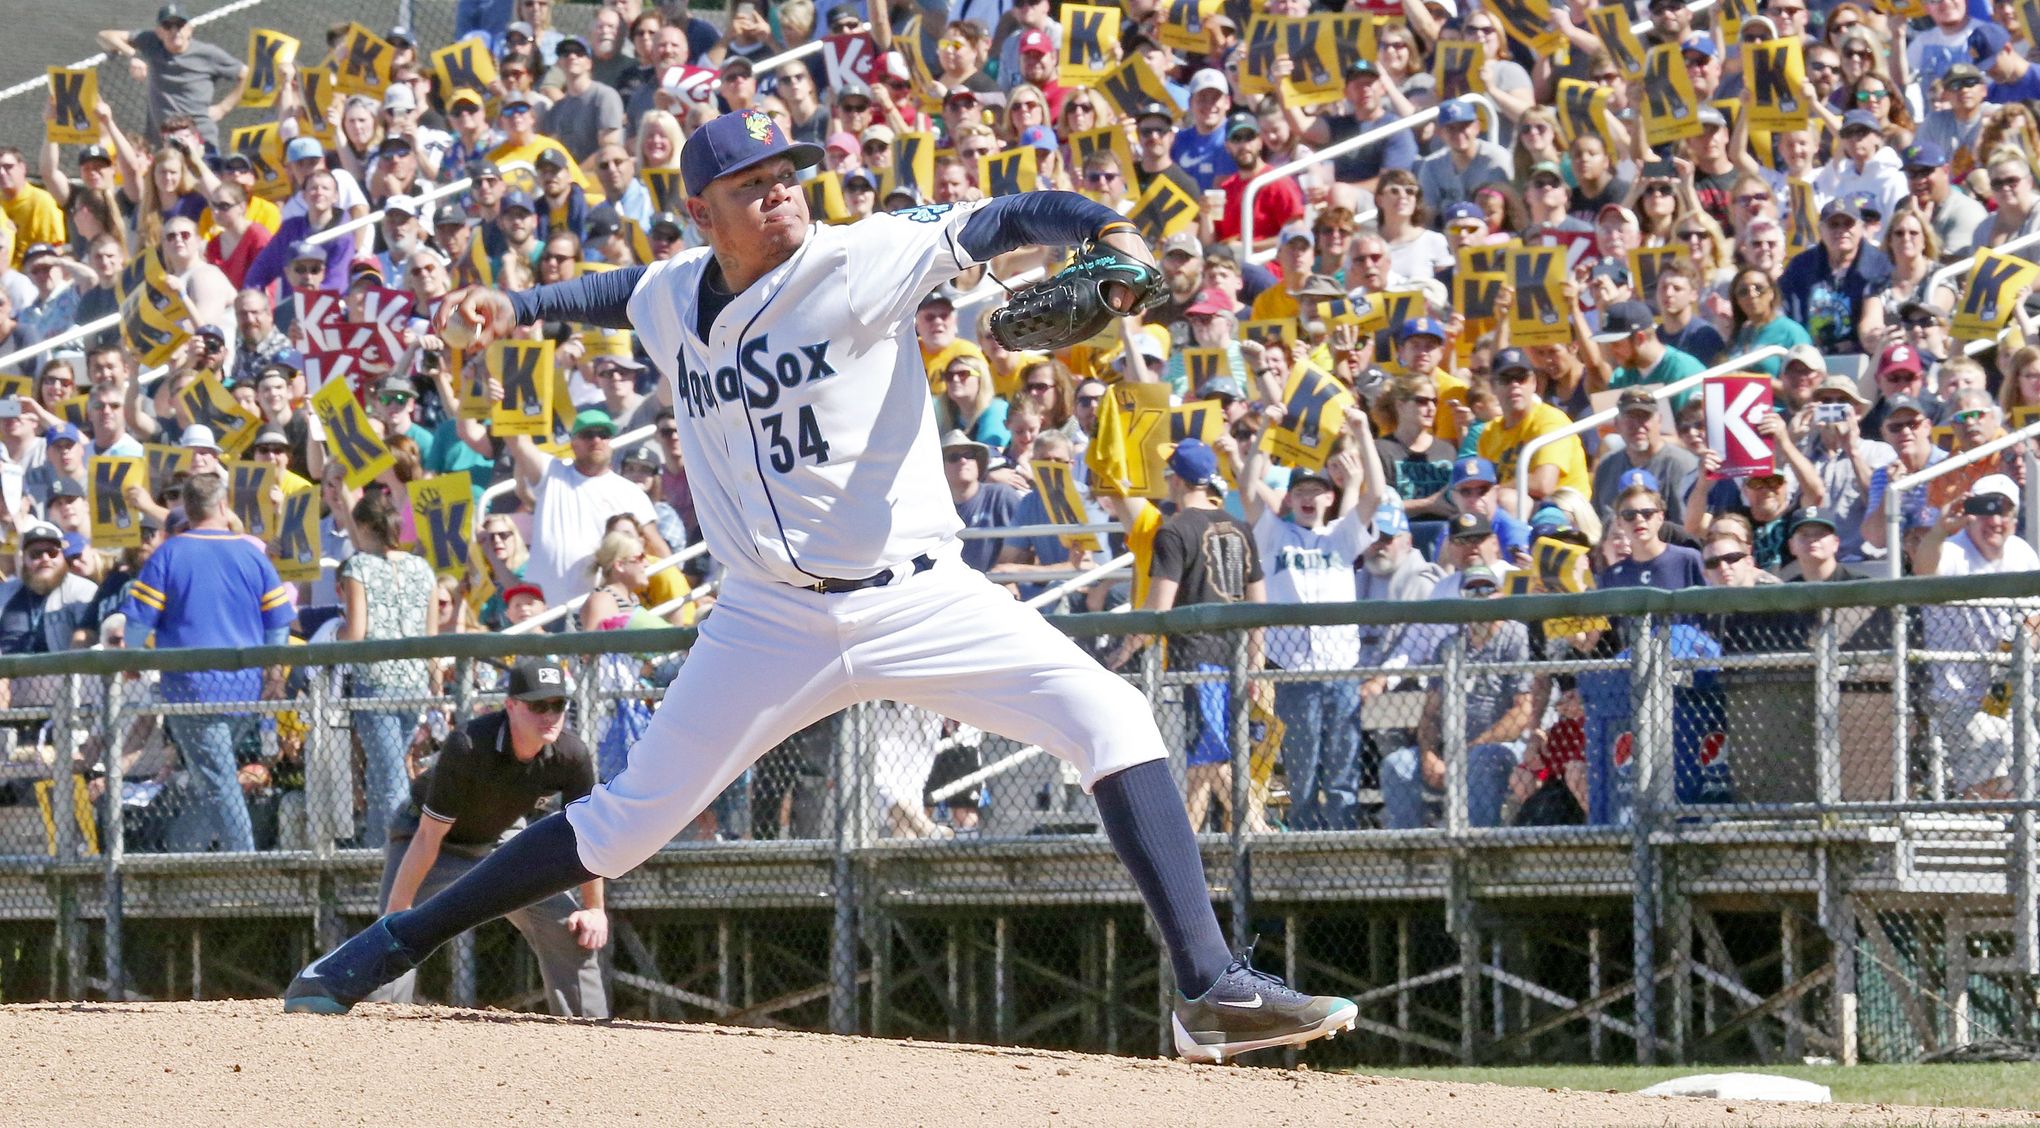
[440,310,480,350]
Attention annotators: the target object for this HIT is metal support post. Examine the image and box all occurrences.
[450,932,477,1007]
[100,673,126,999]
[1815,611,1841,806]
[1630,614,1663,1063]
[1892,604,1912,802]
[2014,627,2038,974]
[304,673,342,857]
[1441,632,1468,836]
[1227,630,1252,952]
[51,671,83,998]
[1821,848,1860,1065]
[828,704,863,1035]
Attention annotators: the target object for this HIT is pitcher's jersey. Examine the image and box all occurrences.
[628,203,991,587]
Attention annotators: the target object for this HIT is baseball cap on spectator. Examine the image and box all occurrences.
[508,658,572,702]
[179,424,221,452]
[1593,300,1656,342]
[1969,21,2012,62]
[1436,98,1478,126]
[1905,504,1944,531]
[156,4,186,26]
[1741,15,1779,37]
[1618,467,1662,494]
[1196,375,1246,401]
[466,158,501,180]
[649,212,685,239]
[620,445,662,474]
[1846,190,1883,224]
[1442,201,1486,229]
[584,205,623,240]
[1115,330,1169,368]
[842,169,879,193]
[1019,125,1060,152]
[1814,373,1872,408]
[1451,457,1498,486]
[20,522,63,551]
[1527,160,1565,184]
[1398,316,1447,343]
[374,374,415,399]
[826,131,859,156]
[1615,387,1658,415]
[1971,473,2020,506]
[501,582,545,605]
[1373,499,1411,538]
[1345,58,1380,80]
[826,4,862,31]
[505,20,535,40]
[1681,35,1718,59]
[681,108,826,197]
[1529,502,1573,539]
[572,409,618,437]
[1226,112,1260,140]
[1899,300,1950,326]
[1185,288,1235,317]
[60,532,89,560]
[1945,61,1986,86]
[1591,259,1632,285]
[1783,343,1826,374]
[502,93,536,115]
[285,136,324,163]
[434,207,470,230]
[1787,506,1842,536]
[220,152,253,174]
[501,189,536,214]
[861,124,896,147]
[50,477,86,501]
[1188,69,1229,99]
[1878,342,1925,377]
[1451,511,1495,540]
[21,243,56,266]
[1598,202,1638,226]
[1277,221,1313,247]
[252,428,290,449]
[382,193,419,217]
[1296,274,1347,299]
[1287,467,1336,493]
[1696,106,1728,128]
[1019,29,1054,55]
[945,88,979,107]
[534,146,568,170]
[447,89,485,113]
[1491,347,1531,377]
[1166,438,1222,487]
[1135,101,1176,127]
[383,84,417,113]
[1838,110,1881,136]
[1883,393,1929,421]
[386,25,414,47]
[1161,231,1203,259]
[80,145,112,169]
[45,422,81,445]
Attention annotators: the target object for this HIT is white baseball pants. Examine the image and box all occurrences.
[565,544,1167,877]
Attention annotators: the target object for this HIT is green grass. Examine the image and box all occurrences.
[1357,1063,2040,1111]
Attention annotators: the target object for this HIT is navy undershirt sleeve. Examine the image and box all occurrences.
[955,191,1128,262]
[505,265,648,330]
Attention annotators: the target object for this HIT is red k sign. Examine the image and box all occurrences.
[1703,372,1774,479]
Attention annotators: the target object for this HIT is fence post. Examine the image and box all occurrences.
[1891,600,1912,803]
[1440,630,1468,837]
[1227,629,1253,954]
[829,703,863,1035]
[1815,610,1840,807]
[2014,625,2038,975]
[1629,613,1661,1064]
[100,672,126,1001]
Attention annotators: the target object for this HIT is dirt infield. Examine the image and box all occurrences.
[4,1001,2036,1128]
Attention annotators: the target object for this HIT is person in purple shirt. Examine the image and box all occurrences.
[242,167,355,297]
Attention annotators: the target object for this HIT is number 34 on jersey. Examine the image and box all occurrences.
[677,336,838,472]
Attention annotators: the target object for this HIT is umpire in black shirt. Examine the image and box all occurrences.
[371,658,610,1017]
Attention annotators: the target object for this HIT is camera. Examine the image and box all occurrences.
[0,399,21,420]
[1813,403,1850,425]
[418,349,444,375]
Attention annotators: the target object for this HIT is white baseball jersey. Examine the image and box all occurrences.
[626,204,991,588]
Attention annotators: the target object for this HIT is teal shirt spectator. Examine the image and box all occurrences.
[1609,344,1708,411]
[1459,420,1487,459]
[1730,314,1814,377]
[426,417,496,501]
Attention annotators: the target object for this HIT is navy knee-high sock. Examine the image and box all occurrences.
[1093,760,1234,996]
[384,811,598,957]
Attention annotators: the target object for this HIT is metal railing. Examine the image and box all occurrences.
[1240,93,1500,266]
[1512,344,1788,521]
[473,421,660,518]
[1929,229,2040,305]
[0,0,280,105]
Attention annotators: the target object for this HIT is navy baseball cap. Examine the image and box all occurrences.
[1491,347,1531,376]
[45,422,82,445]
[1451,456,1498,486]
[1840,109,1881,134]
[1618,467,1662,493]
[1166,438,1222,487]
[1821,195,1865,224]
[1788,506,1841,535]
[1593,300,1656,342]
[681,109,825,198]
[1442,201,1485,227]
[501,188,536,214]
[1903,141,1950,170]
[1437,98,1478,126]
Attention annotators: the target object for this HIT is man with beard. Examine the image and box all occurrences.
[508,408,670,602]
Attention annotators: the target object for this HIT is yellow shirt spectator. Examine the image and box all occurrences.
[1476,400,1590,498]
[1433,368,1469,446]
[0,181,66,268]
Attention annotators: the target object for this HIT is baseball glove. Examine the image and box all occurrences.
[988,241,1167,352]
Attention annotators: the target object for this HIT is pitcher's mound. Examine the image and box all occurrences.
[0,1000,2024,1127]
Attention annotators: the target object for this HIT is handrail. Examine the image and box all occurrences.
[1512,344,1788,521]
[646,574,720,619]
[474,421,661,519]
[316,174,476,246]
[1241,93,1498,266]
[1883,418,2040,578]
[1023,550,1133,609]
[501,540,711,634]
[959,521,1121,540]
[1929,229,2040,306]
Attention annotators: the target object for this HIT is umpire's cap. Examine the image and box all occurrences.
[681,109,825,197]
[508,658,571,703]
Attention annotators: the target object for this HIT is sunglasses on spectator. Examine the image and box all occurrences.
[212,198,240,211]
[1993,175,2027,191]
[1884,416,1925,432]
[1855,89,1889,103]
[253,443,290,456]
[943,451,977,463]
[1964,494,2016,516]
[1703,550,1748,569]
[542,252,577,264]
[1807,61,1839,73]
[1619,507,1660,521]
[1643,183,1674,196]
[840,98,871,112]
[1075,393,1104,407]
[379,393,413,406]
[1084,171,1120,185]
[1947,77,1983,90]
[523,699,568,715]
[1952,409,1990,425]
[1024,381,1056,393]
[483,529,515,540]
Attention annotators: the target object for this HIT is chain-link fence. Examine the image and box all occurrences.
[1,570,2038,1067]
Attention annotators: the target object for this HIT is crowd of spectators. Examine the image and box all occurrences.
[0,0,2036,851]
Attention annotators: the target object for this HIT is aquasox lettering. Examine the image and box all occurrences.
[678,338,838,418]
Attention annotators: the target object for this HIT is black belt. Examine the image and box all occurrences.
[804,553,935,594]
